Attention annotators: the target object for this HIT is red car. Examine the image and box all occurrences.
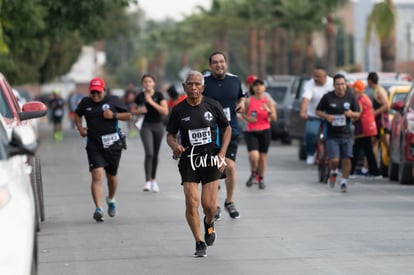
[389,85,414,184]
[0,72,48,231]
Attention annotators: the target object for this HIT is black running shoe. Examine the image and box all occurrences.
[246,175,257,187]
[258,180,266,190]
[93,208,104,222]
[214,206,221,221]
[203,217,216,246]
[224,201,240,219]
[194,241,207,257]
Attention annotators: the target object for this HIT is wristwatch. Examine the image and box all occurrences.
[113,112,118,120]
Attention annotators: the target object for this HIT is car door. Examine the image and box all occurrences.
[288,76,310,140]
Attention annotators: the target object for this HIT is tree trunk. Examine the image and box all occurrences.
[291,34,302,75]
[325,14,336,75]
[271,27,288,74]
[248,26,258,75]
[304,34,315,75]
[258,29,266,78]
[380,32,396,71]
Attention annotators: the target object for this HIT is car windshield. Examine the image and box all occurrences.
[266,86,287,103]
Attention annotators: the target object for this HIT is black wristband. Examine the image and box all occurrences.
[113,112,118,120]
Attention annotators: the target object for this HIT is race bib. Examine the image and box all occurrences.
[223,107,231,121]
[332,115,346,127]
[188,127,212,146]
[54,109,63,117]
[101,132,120,148]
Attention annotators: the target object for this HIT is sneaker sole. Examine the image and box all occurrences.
[194,253,207,257]
[205,232,217,246]
[93,213,104,222]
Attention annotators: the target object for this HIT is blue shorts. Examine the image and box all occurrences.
[326,137,353,160]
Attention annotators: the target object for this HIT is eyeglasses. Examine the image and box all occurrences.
[185,82,202,87]
[90,90,102,95]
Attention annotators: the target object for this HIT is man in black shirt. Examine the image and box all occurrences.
[166,70,231,257]
[75,77,131,222]
[316,74,360,192]
[203,51,245,219]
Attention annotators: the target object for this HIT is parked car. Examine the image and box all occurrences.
[286,75,312,160]
[0,114,39,275]
[0,72,47,230]
[265,75,298,144]
[389,86,414,184]
[388,85,412,122]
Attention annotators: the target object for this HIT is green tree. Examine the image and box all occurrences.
[366,0,396,72]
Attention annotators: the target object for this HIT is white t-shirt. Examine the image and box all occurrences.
[302,77,334,117]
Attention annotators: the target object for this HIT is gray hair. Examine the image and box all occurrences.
[184,70,204,85]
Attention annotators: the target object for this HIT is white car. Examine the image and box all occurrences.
[0,115,38,275]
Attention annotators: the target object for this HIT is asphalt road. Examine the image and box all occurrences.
[37,121,414,275]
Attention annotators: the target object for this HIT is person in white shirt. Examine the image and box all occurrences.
[299,67,334,165]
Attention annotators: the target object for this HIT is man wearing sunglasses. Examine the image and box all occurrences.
[75,77,131,222]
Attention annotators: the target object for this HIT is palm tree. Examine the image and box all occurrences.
[366,0,396,72]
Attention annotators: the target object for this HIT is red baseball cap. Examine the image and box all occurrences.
[352,80,365,92]
[246,74,258,86]
[89,77,105,93]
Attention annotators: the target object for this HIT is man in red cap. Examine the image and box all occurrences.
[74,77,131,222]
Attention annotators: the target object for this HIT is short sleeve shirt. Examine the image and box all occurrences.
[166,97,229,157]
[316,90,360,139]
[134,91,165,123]
[203,73,245,136]
[75,95,129,147]
[302,77,334,117]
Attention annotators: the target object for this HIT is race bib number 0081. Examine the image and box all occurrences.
[188,127,212,146]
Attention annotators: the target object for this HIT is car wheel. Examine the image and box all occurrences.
[399,162,414,185]
[281,136,292,145]
[298,141,306,161]
[30,156,41,232]
[30,232,38,275]
[389,161,399,181]
[35,155,45,222]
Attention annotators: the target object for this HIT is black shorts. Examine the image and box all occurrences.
[220,135,239,161]
[86,143,122,176]
[178,156,223,184]
[246,129,271,153]
[52,116,63,124]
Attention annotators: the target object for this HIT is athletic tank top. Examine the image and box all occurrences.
[247,96,271,131]
[373,86,390,130]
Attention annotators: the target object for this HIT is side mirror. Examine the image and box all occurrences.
[8,124,37,157]
[391,101,405,112]
[19,101,48,121]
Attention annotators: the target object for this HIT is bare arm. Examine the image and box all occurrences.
[167,132,186,158]
[74,113,87,137]
[217,125,232,172]
[300,98,309,119]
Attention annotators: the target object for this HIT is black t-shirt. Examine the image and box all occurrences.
[134,91,165,123]
[203,73,245,136]
[49,97,65,118]
[75,95,129,146]
[166,97,229,157]
[316,90,360,139]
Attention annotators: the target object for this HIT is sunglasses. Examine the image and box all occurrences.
[90,90,102,95]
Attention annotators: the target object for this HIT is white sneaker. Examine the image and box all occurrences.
[306,155,315,165]
[151,181,160,192]
[143,181,151,192]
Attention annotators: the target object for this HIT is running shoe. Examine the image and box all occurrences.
[214,206,221,221]
[329,173,337,189]
[340,183,347,193]
[194,241,207,257]
[203,217,216,246]
[106,197,117,218]
[93,208,104,222]
[245,175,257,187]
[151,181,160,192]
[143,181,151,192]
[224,201,240,219]
[258,180,266,190]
